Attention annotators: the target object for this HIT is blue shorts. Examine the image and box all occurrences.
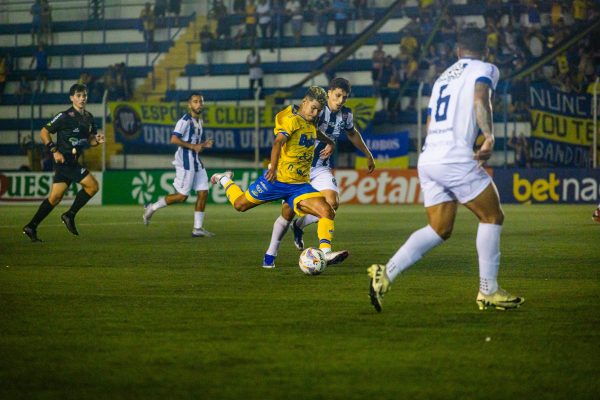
[245,174,323,216]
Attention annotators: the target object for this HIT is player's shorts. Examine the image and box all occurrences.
[310,166,339,193]
[418,161,492,207]
[173,165,208,195]
[245,174,323,216]
[53,162,89,184]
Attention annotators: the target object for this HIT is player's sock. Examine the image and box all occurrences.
[297,214,318,229]
[150,197,167,212]
[317,217,334,252]
[476,223,502,295]
[223,180,244,206]
[266,216,291,256]
[386,225,444,282]
[27,198,55,228]
[67,189,92,216]
[194,211,205,229]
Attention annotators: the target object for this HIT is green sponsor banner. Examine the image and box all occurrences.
[102,169,262,205]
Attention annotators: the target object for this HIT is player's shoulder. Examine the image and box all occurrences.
[180,113,193,122]
[468,59,499,78]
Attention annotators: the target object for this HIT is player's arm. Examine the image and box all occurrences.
[346,127,375,173]
[473,81,494,162]
[265,132,288,182]
[41,126,64,164]
[88,118,105,147]
[170,133,206,153]
[316,130,335,159]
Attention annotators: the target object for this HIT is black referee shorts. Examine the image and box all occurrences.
[53,162,89,185]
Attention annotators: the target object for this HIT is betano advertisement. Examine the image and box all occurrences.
[3,169,598,206]
[0,171,103,205]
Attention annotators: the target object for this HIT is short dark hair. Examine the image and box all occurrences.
[69,83,87,96]
[457,27,488,55]
[328,77,351,94]
[188,92,203,101]
[304,86,328,108]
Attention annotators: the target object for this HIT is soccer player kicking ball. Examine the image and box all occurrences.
[143,93,215,237]
[368,28,525,312]
[23,83,104,241]
[210,86,348,268]
[263,77,375,267]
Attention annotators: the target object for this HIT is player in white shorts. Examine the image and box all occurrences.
[143,93,215,237]
[368,28,525,312]
[262,77,375,268]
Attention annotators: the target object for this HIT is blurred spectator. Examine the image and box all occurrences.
[257,0,273,52]
[371,42,385,96]
[314,0,331,36]
[211,0,230,40]
[316,45,336,82]
[439,11,456,35]
[573,0,586,26]
[550,2,562,27]
[0,54,7,104]
[286,0,304,45]
[234,0,246,13]
[200,25,215,74]
[271,0,286,48]
[154,0,167,22]
[400,30,418,57]
[353,0,368,20]
[29,43,50,93]
[16,75,32,104]
[168,0,182,25]
[247,48,264,98]
[115,62,130,100]
[140,2,156,49]
[333,0,350,42]
[245,0,258,46]
[508,133,531,168]
[30,0,42,45]
[378,56,396,111]
[103,65,117,100]
[40,0,52,45]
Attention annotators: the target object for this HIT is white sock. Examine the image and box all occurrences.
[194,211,205,229]
[386,225,444,282]
[150,197,167,212]
[477,223,502,295]
[266,216,291,256]
[297,214,318,229]
[219,175,232,187]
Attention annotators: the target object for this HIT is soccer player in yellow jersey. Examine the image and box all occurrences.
[210,86,349,268]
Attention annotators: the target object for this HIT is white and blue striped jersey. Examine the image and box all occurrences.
[420,58,499,165]
[172,113,204,171]
[312,104,354,168]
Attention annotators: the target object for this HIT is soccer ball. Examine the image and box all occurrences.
[298,247,327,275]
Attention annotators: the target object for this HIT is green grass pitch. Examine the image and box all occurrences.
[1,204,599,399]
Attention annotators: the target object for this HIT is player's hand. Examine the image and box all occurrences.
[367,156,375,173]
[53,151,65,164]
[320,143,334,159]
[264,164,277,182]
[95,133,105,144]
[474,137,494,165]
[191,143,204,153]
[202,139,214,149]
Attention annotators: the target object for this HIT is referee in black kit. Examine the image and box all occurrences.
[23,83,105,242]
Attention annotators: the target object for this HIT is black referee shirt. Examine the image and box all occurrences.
[46,106,97,163]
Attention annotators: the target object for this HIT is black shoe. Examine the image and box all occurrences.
[61,213,79,235]
[23,225,42,242]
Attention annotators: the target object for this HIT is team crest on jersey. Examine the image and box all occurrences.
[439,62,467,83]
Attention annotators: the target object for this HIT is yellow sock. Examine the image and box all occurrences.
[317,217,334,251]
[224,181,243,207]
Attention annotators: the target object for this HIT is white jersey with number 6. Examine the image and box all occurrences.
[419,58,499,166]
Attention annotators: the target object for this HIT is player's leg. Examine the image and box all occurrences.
[23,181,69,242]
[293,168,339,249]
[368,164,451,312]
[297,196,348,265]
[191,168,214,237]
[263,203,294,268]
[61,172,99,235]
[593,203,600,223]
[463,182,524,310]
[144,166,190,225]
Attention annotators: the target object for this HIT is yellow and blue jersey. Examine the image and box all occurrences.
[274,105,317,184]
